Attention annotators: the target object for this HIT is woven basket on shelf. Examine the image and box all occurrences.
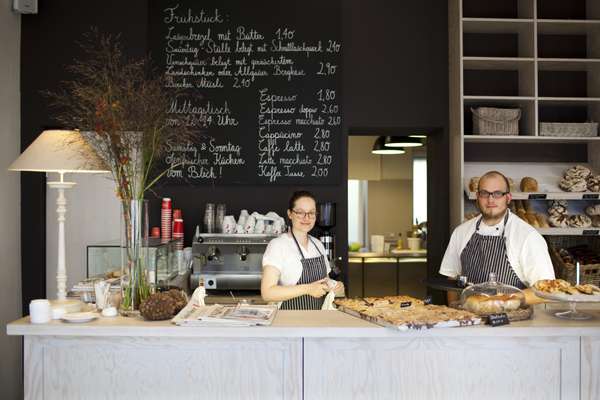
[546,236,600,286]
[471,107,521,135]
[539,122,598,137]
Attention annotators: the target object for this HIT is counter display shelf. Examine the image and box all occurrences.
[7,305,600,400]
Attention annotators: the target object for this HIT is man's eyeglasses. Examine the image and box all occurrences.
[291,209,318,219]
[477,190,509,199]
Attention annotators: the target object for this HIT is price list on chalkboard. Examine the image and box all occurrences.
[149,0,342,184]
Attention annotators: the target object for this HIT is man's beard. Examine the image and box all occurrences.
[480,206,507,220]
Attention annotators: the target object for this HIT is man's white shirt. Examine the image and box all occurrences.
[439,211,555,286]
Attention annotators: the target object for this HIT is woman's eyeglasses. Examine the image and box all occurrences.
[291,209,318,219]
[477,190,508,199]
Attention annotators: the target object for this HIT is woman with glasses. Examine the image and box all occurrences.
[439,170,555,303]
[261,190,343,309]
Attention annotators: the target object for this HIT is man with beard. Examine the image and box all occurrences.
[440,171,555,303]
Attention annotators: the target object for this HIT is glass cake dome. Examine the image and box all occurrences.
[460,272,525,315]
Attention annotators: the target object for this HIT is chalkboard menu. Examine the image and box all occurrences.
[149,0,342,184]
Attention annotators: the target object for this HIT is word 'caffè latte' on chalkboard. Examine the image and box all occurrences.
[149,0,342,184]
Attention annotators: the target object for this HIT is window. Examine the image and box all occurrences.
[412,158,427,224]
[347,180,367,247]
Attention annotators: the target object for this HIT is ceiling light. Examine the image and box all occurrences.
[372,136,406,155]
[384,136,423,148]
[408,134,427,139]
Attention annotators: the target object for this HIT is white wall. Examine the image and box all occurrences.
[0,2,22,399]
[46,174,120,298]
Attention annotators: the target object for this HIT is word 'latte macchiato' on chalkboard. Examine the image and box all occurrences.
[150,0,342,184]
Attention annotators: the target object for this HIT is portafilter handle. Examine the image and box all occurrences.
[239,245,249,261]
[207,246,220,261]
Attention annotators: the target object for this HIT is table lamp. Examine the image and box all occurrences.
[9,130,109,312]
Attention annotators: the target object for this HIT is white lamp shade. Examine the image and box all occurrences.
[8,130,109,173]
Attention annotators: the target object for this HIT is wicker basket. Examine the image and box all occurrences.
[546,236,600,286]
[471,107,521,135]
[539,122,598,137]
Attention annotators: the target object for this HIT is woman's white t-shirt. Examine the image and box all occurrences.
[262,232,331,286]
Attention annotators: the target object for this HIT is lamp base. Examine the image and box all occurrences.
[50,298,84,313]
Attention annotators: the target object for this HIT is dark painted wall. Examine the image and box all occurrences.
[20,0,449,310]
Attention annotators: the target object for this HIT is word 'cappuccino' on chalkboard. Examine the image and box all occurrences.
[150,0,342,185]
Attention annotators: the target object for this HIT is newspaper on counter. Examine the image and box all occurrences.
[172,286,277,327]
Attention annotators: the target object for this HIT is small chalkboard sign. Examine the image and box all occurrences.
[528,193,547,200]
[583,229,600,236]
[486,313,509,327]
[423,295,433,305]
[583,194,600,200]
[400,301,412,308]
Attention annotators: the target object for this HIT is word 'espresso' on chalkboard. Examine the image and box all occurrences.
[152,0,342,184]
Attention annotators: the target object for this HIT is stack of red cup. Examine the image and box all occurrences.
[173,209,182,220]
[173,218,184,250]
[161,198,172,242]
[150,227,160,238]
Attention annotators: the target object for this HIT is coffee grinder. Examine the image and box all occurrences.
[317,202,338,277]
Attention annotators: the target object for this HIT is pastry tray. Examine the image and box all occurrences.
[533,289,600,303]
[336,305,482,331]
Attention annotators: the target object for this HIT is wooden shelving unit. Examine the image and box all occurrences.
[449,0,600,236]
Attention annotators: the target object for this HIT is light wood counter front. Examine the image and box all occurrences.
[7,306,600,400]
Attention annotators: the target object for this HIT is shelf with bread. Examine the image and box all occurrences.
[450,0,600,230]
[464,163,600,201]
[464,193,600,235]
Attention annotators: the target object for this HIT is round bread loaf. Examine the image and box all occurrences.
[565,165,592,179]
[587,175,600,192]
[520,177,538,192]
[469,177,480,192]
[548,200,568,217]
[463,294,522,314]
[548,214,569,228]
[548,200,568,208]
[585,204,600,216]
[560,176,588,192]
[592,215,600,228]
[567,214,592,228]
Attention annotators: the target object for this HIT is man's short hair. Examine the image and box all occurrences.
[478,170,510,193]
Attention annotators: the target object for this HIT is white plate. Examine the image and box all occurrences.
[61,312,98,323]
[533,289,600,303]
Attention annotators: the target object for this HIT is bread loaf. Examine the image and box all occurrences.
[515,200,526,214]
[548,214,569,228]
[520,177,539,192]
[469,177,480,192]
[463,294,523,314]
[565,165,591,180]
[560,176,588,192]
[567,214,592,228]
[588,175,600,192]
[525,213,539,227]
[585,204,600,216]
[536,213,550,228]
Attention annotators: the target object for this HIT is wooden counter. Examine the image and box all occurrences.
[7,305,600,399]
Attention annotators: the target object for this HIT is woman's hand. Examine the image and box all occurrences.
[305,279,328,298]
[333,281,345,297]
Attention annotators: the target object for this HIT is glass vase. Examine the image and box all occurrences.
[120,199,151,315]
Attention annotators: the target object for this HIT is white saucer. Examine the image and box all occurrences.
[61,312,98,323]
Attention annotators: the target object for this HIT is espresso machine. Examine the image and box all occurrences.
[190,233,276,291]
[317,202,336,264]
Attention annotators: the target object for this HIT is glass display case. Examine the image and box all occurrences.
[460,272,525,315]
[87,238,177,286]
